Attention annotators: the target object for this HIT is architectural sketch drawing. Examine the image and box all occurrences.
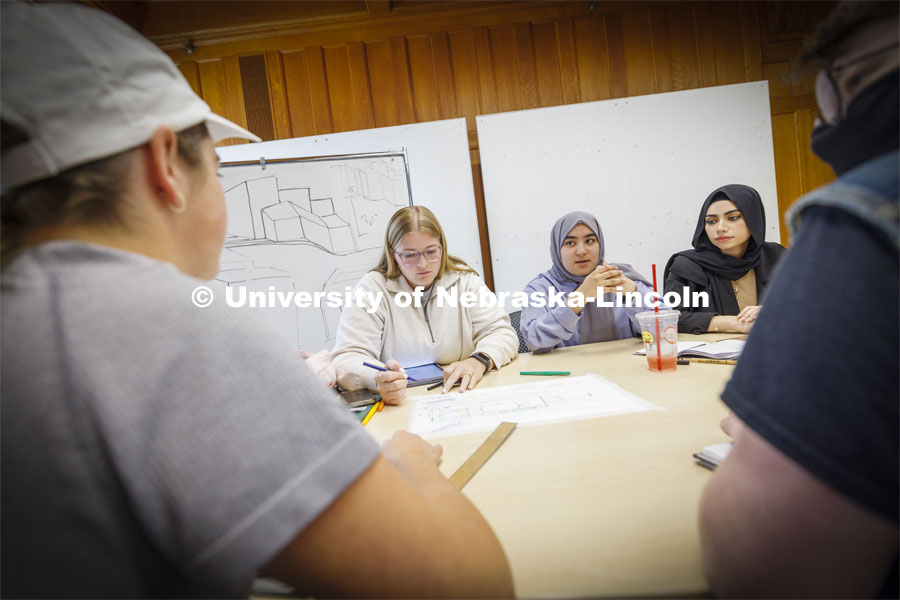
[408,374,660,438]
[321,265,374,341]
[214,153,411,352]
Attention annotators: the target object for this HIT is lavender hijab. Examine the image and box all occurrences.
[542,211,650,341]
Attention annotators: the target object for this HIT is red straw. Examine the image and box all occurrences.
[651,264,662,370]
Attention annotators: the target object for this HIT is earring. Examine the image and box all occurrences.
[170,190,188,214]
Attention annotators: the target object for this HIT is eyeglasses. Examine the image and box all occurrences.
[394,245,442,267]
[815,41,899,125]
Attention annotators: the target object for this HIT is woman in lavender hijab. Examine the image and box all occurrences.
[520,211,653,353]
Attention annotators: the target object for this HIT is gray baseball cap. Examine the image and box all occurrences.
[0,2,261,193]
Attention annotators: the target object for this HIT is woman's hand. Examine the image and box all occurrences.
[708,315,753,334]
[573,261,637,314]
[375,359,408,405]
[602,263,638,294]
[737,305,762,323]
[441,357,489,393]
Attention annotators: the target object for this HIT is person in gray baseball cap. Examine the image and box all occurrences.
[0,3,513,598]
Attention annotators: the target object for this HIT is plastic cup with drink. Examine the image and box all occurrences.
[636,310,680,371]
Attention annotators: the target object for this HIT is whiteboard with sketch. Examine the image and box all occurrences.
[213,118,479,352]
[477,81,779,297]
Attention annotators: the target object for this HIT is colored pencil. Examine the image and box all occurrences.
[427,380,460,391]
[360,401,379,425]
[519,371,571,376]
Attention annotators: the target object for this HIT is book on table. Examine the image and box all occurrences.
[694,442,733,470]
[635,339,745,360]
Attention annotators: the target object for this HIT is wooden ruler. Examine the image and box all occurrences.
[449,421,517,490]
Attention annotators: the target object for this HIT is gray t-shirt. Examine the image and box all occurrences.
[1,241,380,598]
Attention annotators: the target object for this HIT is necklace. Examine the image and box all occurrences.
[732,279,739,303]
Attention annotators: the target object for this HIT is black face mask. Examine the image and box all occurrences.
[811,70,899,176]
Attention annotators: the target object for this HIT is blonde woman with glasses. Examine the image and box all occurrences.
[332,206,517,403]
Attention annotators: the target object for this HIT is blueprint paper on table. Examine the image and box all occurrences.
[408,374,660,438]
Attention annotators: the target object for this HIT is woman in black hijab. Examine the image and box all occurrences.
[664,184,786,334]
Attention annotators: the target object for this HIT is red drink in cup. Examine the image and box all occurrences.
[636,310,680,371]
[647,355,678,371]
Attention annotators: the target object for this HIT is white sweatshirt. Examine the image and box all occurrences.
[331,269,518,391]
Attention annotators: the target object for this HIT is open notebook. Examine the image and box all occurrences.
[635,339,745,360]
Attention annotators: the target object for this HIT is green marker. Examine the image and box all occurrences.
[519,371,571,376]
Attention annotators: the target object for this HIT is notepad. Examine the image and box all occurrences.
[404,363,444,387]
[635,339,745,359]
[693,442,732,470]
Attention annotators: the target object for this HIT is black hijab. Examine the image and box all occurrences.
[673,184,767,281]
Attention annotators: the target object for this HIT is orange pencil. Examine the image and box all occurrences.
[376,399,385,412]
[361,402,379,426]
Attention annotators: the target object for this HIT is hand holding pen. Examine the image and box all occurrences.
[364,360,408,405]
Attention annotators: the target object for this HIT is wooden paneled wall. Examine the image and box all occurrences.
[145,1,835,288]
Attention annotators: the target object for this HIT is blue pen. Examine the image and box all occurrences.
[364,361,412,382]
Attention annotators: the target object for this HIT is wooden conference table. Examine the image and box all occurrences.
[366,333,741,598]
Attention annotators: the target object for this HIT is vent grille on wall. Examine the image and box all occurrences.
[238,54,276,142]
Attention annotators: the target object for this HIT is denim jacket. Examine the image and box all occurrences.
[789,150,899,252]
